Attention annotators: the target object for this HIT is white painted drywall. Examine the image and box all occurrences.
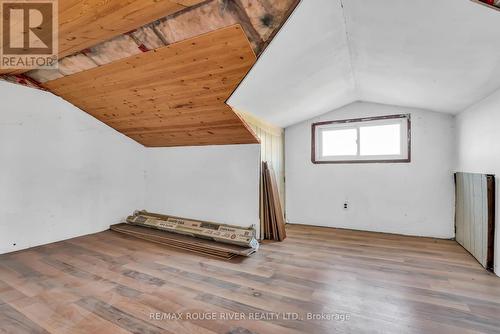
[456,88,500,276]
[228,0,357,127]
[229,0,500,127]
[144,144,261,235]
[0,81,145,254]
[285,101,456,238]
[0,81,262,253]
[344,0,500,114]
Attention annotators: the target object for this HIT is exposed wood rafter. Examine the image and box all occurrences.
[0,0,204,76]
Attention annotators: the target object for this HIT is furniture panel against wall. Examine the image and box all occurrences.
[455,172,495,270]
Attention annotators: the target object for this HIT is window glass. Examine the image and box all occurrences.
[322,129,357,156]
[360,124,401,156]
[312,114,410,163]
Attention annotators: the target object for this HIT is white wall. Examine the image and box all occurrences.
[285,101,456,238]
[0,82,145,254]
[343,0,500,114]
[0,82,262,254]
[228,0,356,127]
[229,0,500,128]
[144,144,260,234]
[456,88,500,276]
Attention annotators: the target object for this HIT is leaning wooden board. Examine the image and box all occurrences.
[110,223,256,259]
[261,161,286,241]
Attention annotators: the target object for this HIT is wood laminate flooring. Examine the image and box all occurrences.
[0,224,499,333]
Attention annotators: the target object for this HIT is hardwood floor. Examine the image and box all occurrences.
[0,224,499,334]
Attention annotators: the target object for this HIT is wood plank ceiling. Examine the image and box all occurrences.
[1,0,300,146]
[44,26,258,147]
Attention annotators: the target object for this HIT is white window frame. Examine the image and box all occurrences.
[311,114,411,164]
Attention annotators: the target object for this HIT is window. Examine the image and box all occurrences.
[312,114,411,163]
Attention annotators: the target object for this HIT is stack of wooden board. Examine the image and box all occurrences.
[262,162,287,241]
[110,223,257,260]
[126,211,259,249]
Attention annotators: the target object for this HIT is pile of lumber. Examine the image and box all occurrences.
[262,162,287,241]
[110,223,257,260]
[126,210,258,249]
[110,211,259,260]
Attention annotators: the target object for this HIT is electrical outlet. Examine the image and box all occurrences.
[343,202,348,210]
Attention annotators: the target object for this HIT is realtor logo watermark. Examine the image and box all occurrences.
[0,0,57,69]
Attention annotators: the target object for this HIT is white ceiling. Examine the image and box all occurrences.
[228,0,500,127]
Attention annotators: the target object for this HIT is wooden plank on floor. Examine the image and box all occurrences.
[1,225,500,333]
[110,223,255,258]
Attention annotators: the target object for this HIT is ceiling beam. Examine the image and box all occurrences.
[59,0,205,58]
[0,0,204,75]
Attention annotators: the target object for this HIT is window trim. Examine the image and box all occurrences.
[311,114,411,164]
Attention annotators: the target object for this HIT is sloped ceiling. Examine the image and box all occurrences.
[228,0,500,127]
[44,26,258,147]
[0,0,300,147]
